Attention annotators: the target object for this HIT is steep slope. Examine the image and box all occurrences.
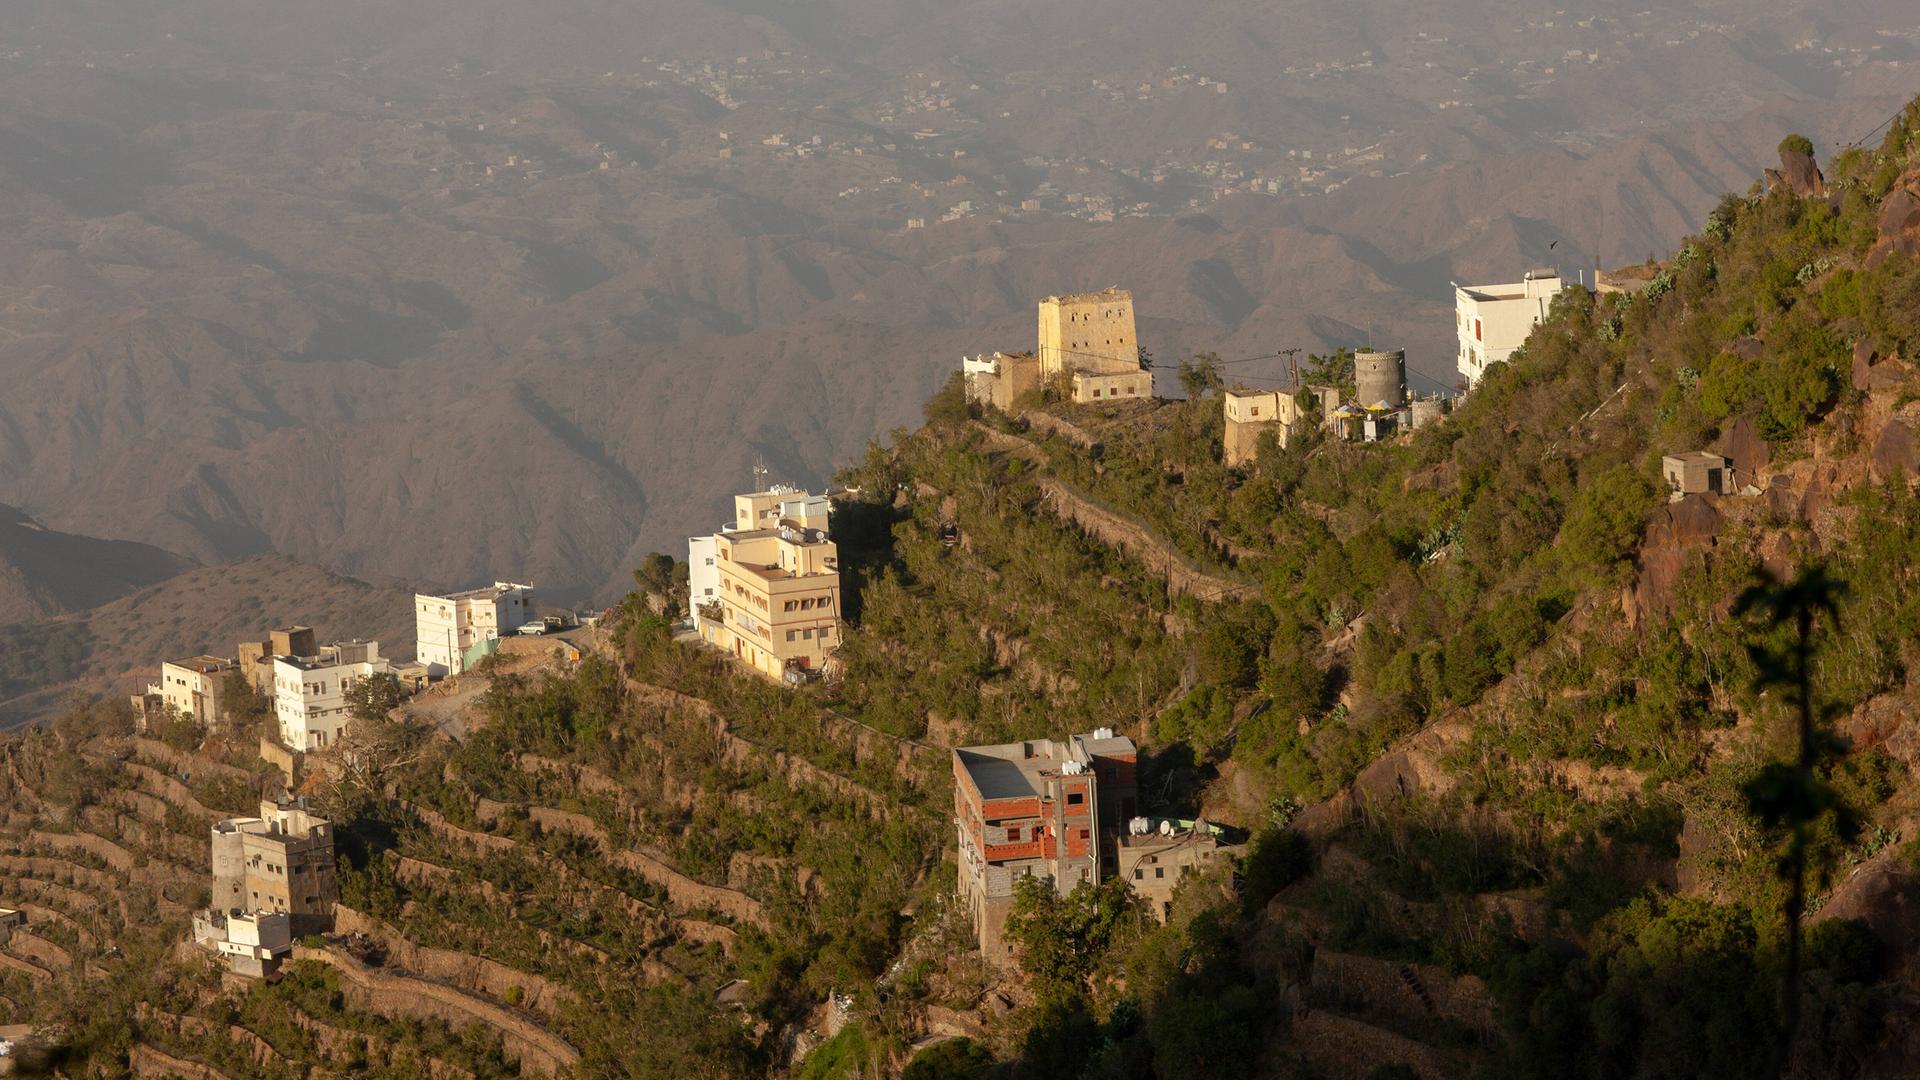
[0,504,192,620]
[5,88,1920,1080]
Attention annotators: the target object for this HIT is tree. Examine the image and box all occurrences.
[1003,875,1142,995]
[220,669,270,738]
[631,552,687,616]
[1019,995,1101,1078]
[1239,827,1314,917]
[1176,353,1224,400]
[1559,465,1656,580]
[330,673,426,801]
[924,370,975,427]
[345,672,407,725]
[1779,133,1815,157]
[903,1038,992,1080]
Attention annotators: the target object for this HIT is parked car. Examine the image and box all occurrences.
[516,621,547,636]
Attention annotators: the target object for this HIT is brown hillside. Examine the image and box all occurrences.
[0,504,193,620]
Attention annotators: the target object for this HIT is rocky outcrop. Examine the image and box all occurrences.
[1765,148,1825,198]
[1868,173,1920,266]
[1630,494,1721,621]
[1852,340,1911,393]
[1814,856,1920,969]
[1717,414,1770,487]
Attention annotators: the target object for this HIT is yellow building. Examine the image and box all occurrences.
[1037,288,1154,404]
[963,351,1043,412]
[701,513,842,682]
[1222,387,1302,467]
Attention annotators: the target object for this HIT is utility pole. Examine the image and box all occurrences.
[1280,347,1302,385]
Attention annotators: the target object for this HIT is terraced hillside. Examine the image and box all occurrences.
[6,96,1920,1078]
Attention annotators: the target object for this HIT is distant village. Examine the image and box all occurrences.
[106,262,1742,986]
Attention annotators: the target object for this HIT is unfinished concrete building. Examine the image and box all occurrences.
[1115,818,1233,922]
[210,798,338,938]
[1662,451,1731,498]
[952,730,1138,961]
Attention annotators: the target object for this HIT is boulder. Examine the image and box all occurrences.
[1770,148,1826,198]
[1853,339,1912,393]
[1718,413,1770,484]
[1873,418,1918,481]
[1869,176,1920,266]
[1731,335,1766,361]
[1766,474,1799,518]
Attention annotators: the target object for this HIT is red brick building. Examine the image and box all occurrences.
[951,730,1137,960]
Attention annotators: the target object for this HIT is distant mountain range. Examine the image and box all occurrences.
[0,0,1911,601]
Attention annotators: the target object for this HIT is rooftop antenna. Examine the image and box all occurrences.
[752,459,770,492]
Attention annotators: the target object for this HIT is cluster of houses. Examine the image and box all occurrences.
[148,267,1732,986]
[132,582,553,755]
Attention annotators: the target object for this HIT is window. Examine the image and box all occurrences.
[1133,869,1143,880]
[1474,318,1482,341]
[1078,828,1090,840]
[1154,867,1165,879]
[786,630,796,641]
[1007,826,1021,842]
[1067,792,1083,805]
[802,628,813,639]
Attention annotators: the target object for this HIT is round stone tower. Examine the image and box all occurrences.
[1354,349,1407,409]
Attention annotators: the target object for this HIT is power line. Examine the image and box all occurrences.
[1844,101,1911,150]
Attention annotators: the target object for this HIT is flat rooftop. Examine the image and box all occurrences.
[166,654,236,673]
[1044,286,1132,304]
[427,582,533,602]
[955,747,1056,801]
[956,731,1136,802]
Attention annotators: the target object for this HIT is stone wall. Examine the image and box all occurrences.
[293,946,582,1077]
[331,903,580,1022]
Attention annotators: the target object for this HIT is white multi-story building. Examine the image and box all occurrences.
[689,534,721,621]
[689,487,830,634]
[1455,270,1562,388]
[272,640,391,751]
[415,582,535,676]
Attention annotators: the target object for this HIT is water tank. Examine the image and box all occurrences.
[1354,349,1407,409]
[1410,396,1447,430]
